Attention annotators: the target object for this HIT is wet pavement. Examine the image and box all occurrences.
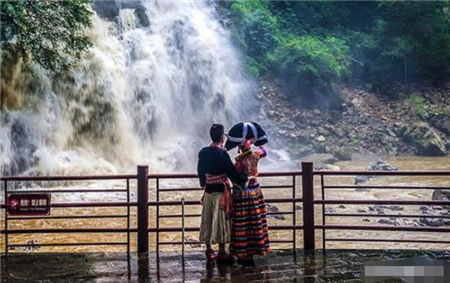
[1,249,450,282]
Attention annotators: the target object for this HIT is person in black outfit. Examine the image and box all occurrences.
[198,124,247,262]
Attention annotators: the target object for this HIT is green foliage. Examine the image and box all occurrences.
[1,0,93,77]
[221,1,450,98]
[270,36,350,91]
[410,93,428,120]
[226,1,281,74]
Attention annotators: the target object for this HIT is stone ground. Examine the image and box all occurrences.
[1,249,450,282]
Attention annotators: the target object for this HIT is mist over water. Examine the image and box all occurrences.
[0,0,258,176]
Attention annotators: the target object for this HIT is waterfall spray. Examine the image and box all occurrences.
[0,0,256,175]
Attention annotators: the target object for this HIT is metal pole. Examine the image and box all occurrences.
[156,178,160,255]
[302,162,315,250]
[127,178,130,256]
[4,180,8,256]
[181,197,185,259]
[137,166,149,253]
[292,175,296,252]
[321,175,326,252]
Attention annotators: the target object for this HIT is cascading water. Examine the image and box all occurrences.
[0,0,257,176]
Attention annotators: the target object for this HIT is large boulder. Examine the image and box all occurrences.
[432,190,450,209]
[332,147,352,161]
[428,113,450,137]
[92,1,150,27]
[403,123,447,156]
[302,153,338,170]
[354,160,397,185]
[432,190,450,201]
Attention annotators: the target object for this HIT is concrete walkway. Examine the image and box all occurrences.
[1,249,449,282]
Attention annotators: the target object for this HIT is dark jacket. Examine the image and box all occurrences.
[197,146,247,193]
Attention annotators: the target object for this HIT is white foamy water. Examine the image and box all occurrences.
[0,0,255,176]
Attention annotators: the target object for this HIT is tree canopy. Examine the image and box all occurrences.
[1,0,93,77]
[220,1,450,97]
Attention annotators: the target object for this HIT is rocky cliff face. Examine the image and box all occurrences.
[257,79,450,160]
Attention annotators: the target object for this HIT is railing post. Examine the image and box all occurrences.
[302,162,315,250]
[137,165,149,253]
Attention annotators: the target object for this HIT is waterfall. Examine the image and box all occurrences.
[0,0,256,176]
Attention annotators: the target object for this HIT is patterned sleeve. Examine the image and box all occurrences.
[256,147,267,159]
[235,159,244,174]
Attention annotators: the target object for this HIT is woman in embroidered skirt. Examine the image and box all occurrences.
[230,140,270,264]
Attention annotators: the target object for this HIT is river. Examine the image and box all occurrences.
[1,156,449,253]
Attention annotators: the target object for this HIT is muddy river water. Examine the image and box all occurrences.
[1,156,449,253]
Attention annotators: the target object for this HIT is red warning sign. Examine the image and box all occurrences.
[7,194,51,216]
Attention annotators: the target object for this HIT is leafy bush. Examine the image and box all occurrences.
[227,1,281,75]
[269,36,350,92]
[221,1,450,98]
[1,0,92,76]
[410,93,428,121]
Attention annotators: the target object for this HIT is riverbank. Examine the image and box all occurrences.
[258,80,450,161]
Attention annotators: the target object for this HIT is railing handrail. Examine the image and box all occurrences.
[3,169,450,182]
[315,170,450,176]
[0,174,137,181]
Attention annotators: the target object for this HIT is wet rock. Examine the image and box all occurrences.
[419,218,444,227]
[388,206,404,211]
[325,164,340,171]
[354,160,398,185]
[318,127,330,136]
[367,160,398,171]
[428,113,450,137]
[333,127,345,137]
[403,123,446,156]
[355,176,370,185]
[420,206,432,214]
[378,219,397,225]
[269,214,287,221]
[386,128,397,138]
[432,190,450,208]
[184,235,201,248]
[266,204,279,213]
[372,205,391,215]
[302,153,338,170]
[325,207,336,214]
[266,204,286,220]
[92,1,150,27]
[285,121,296,130]
[432,190,450,201]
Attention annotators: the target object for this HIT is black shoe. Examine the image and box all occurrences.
[237,257,254,266]
[217,252,235,264]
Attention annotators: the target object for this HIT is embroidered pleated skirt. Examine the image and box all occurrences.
[230,183,270,258]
